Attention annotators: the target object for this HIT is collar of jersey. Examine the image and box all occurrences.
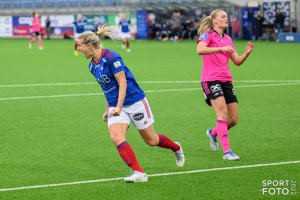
[212,29,225,38]
[92,49,104,65]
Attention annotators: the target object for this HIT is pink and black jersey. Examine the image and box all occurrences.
[197,30,235,82]
[31,18,41,33]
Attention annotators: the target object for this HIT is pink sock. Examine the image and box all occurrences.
[30,38,35,44]
[211,128,217,137]
[211,123,233,137]
[216,120,231,153]
[158,134,180,152]
[38,40,43,48]
[117,141,144,173]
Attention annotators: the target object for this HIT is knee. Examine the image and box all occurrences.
[218,107,228,120]
[144,135,159,146]
[110,134,124,146]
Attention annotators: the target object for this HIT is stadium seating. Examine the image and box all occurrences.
[0,0,124,11]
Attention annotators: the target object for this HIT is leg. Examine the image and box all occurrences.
[109,123,144,173]
[122,39,126,49]
[125,38,130,52]
[138,124,184,167]
[211,97,230,154]
[29,35,35,48]
[37,35,43,49]
[211,102,237,137]
[139,125,179,152]
[138,124,159,146]
[227,102,238,129]
[211,98,239,160]
[125,38,130,49]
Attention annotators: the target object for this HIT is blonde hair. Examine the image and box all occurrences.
[77,24,120,49]
[197,9,225,35]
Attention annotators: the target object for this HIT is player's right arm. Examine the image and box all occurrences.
[197,41,235,55]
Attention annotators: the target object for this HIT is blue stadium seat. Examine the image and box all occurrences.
[80,0,91,7]
[91,0,102,7]
[12,0,22,9]
[2,0,12,9]
[69,0,78,8]
[24,0,33,8]
[34,0,44,8]
[45,0,55,8]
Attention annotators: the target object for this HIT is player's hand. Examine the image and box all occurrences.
[246,41,255,54]
[110,106,121,116]
[221,46,235,53]
[102,111,108,122]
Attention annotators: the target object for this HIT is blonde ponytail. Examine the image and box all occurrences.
[96,23,120,40]
[77,24,120,49]
[197,16,212,35]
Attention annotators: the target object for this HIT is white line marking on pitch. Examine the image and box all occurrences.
[0,160,299,192]
[0,82,300,101]
[0,80,300,88]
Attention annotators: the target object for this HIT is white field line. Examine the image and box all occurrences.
[0,160,299,192]
[1,80,300,88]
[0,82,300,101]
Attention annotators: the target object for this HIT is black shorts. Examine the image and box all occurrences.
[32,31,41,36]
[201,81,238,106]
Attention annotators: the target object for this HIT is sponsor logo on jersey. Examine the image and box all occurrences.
[133,113,144,121]
[113,61,121,68]
[210,84,222,93]
[199,33,208,40]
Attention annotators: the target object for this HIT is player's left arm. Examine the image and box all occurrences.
[230,41,255,66]
[111,71,127,116]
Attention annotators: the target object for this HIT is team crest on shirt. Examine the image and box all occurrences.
[113,61,121,68]
[199,33,208,40]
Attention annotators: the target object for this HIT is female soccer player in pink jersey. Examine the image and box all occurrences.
[29,12,43,50]
[197,9,255,161]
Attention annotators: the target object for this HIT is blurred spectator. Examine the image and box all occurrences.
[291,18,297,33]
[45,16,51,39]
[161,23,171,41]
[259,25,276,41]
[274,8,285,35]
[170,10,183,41]
[253,11,264,40]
